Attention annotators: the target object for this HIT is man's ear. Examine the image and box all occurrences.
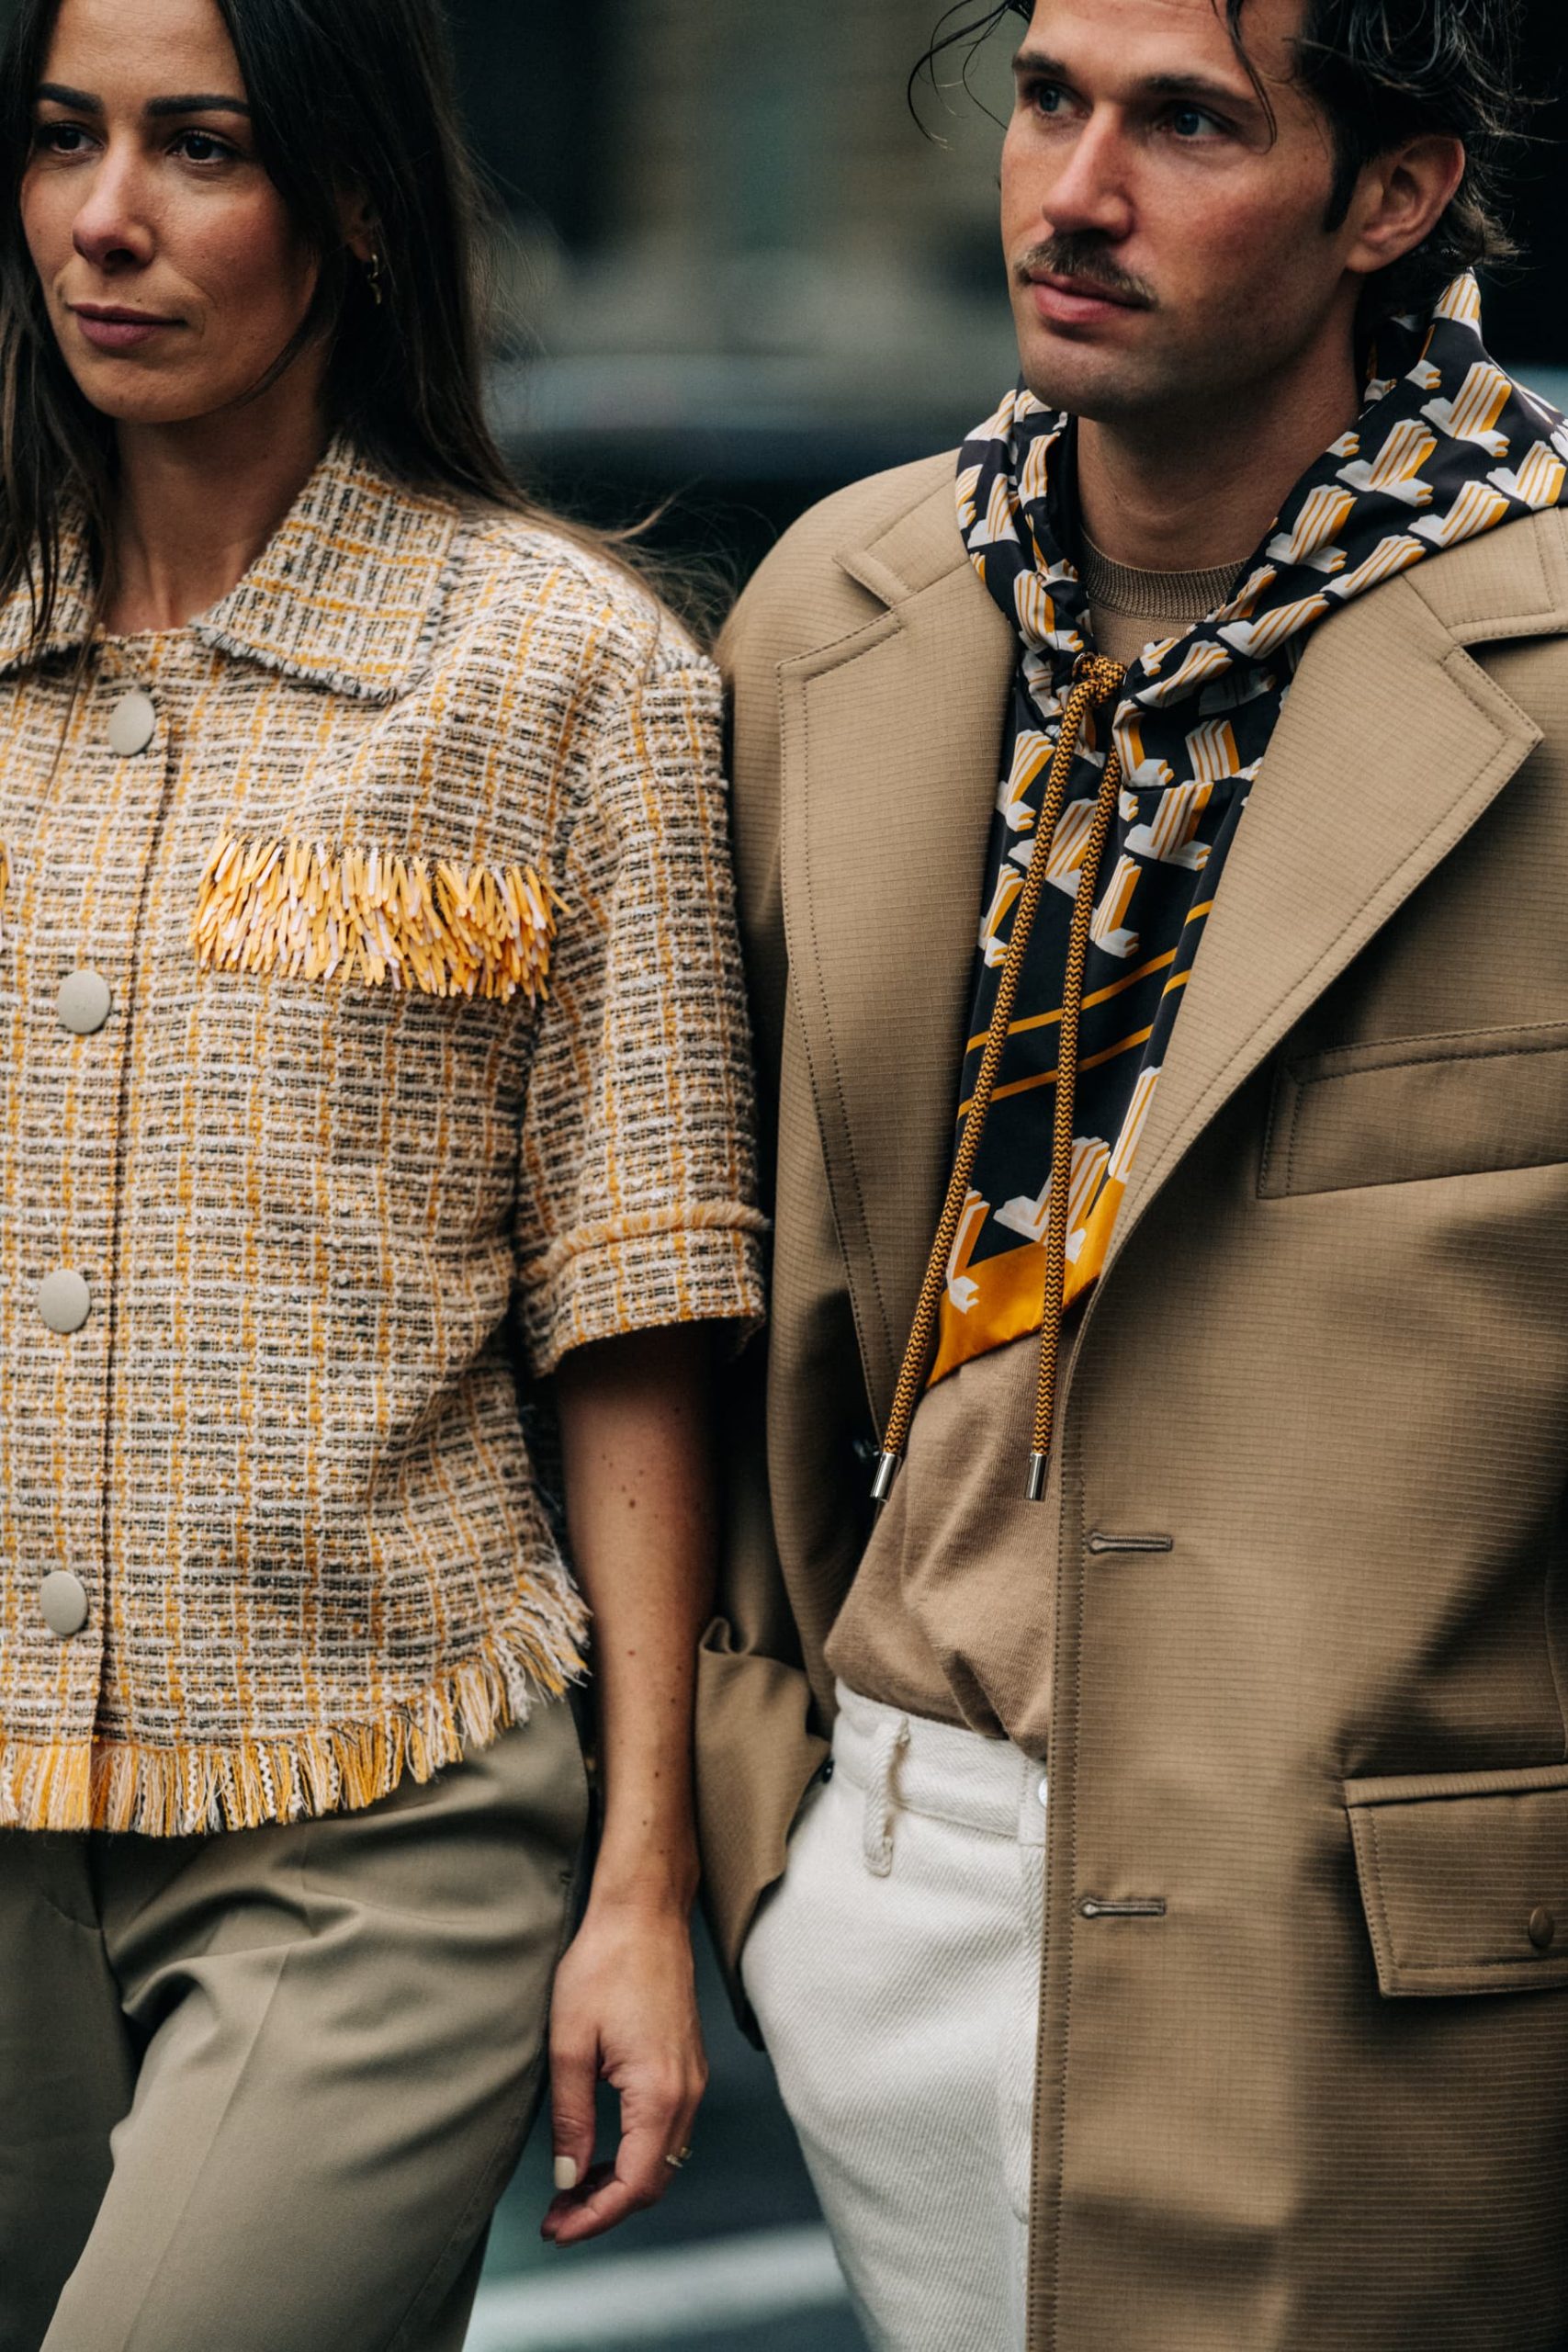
[339,187,377,268]
[1344,134,1468,282]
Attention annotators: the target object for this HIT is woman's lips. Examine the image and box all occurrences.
[70,307,181,353]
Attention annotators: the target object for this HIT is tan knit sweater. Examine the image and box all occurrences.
[0,441,764,1835]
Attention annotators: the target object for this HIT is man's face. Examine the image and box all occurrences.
[1001,0,1362,424]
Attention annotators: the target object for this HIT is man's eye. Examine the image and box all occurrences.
[1168,106,1222,139]
[1024,80,1068,117]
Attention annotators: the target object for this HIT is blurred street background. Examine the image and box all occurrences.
[454,4,1568,2347]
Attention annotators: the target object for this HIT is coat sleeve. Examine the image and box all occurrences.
[696,571,843,2028]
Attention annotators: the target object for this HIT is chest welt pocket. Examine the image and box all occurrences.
[1258,1020,1568,1199]
[1346,1766,1568,1997]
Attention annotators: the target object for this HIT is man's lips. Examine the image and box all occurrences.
[69,303,183,351]
[1025,271,1149,327]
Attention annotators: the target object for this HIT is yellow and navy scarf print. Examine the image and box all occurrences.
[941,273,1568,1386]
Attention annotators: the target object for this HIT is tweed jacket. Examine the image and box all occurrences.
[703,451,1568,2350]
[0,440,763,1838]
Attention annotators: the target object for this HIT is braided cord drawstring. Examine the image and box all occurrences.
[1026,704,1125,1500]
[872,654,1127,1507]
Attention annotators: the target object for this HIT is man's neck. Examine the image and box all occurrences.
[1075,334,1364,576]
[106,371,331,637]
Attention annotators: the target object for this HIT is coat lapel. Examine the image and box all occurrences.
[1103,564,1547,1283]
[779,482,1014,1423]
[783,481,1560,1431]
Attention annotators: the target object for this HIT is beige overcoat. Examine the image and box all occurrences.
[699,449,1568,2350]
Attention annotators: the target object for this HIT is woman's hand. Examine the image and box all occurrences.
[541,1891,708,2246]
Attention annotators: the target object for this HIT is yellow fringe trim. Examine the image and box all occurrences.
[191,835,563,1001]
[0,1606,587,1837]
[0,842,8,951]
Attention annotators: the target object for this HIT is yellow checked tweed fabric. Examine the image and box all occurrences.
[0,441,764,1835]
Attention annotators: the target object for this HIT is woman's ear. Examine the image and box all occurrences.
[339,187,377,268]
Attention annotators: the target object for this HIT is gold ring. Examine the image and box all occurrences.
[664,2144,694,2171]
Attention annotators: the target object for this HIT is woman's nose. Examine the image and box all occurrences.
[71,153,155,274]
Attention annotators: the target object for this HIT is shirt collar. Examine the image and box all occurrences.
[0,435,466,703]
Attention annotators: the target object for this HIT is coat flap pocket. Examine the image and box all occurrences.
[1260,1020,1568,1198]
[1346,1765,1568,1997]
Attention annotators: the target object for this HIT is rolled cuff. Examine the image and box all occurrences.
[518,1204,768,1378]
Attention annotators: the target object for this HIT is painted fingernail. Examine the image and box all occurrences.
[553,2155,580,2193]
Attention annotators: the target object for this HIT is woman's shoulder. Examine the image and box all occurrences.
[443,500,711,692]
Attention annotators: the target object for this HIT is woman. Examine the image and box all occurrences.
[0,0,764,2343]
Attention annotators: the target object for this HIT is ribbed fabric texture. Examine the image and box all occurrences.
[1077,535,1246,626]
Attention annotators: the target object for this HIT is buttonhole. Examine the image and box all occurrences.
[1087,1532,1174,1556]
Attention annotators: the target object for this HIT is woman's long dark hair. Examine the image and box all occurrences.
[0,0,630,647]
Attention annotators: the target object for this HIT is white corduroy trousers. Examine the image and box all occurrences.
[741,1682,1048,2352]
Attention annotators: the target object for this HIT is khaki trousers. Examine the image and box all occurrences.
[0,1700,588,2352]
[741,1684,1046,2352]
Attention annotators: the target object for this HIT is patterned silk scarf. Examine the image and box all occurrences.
[940,272,1568,1385]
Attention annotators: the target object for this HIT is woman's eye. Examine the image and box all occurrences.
[33,120,91,154]
[174,130,235,163]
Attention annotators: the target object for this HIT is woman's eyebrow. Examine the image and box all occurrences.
[36,82,102,111]
[146,94,253,119]
[33,84,253,119]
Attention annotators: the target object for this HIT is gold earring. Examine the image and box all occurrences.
[367,248,384,307]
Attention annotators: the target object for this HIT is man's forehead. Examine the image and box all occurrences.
[1022,0,1304,77]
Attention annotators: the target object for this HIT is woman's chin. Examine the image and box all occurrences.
[62,370,246,431]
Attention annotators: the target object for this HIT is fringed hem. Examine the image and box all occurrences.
[0,1604,589,1838]
[0,842,8,950]
[191,834,563,1002]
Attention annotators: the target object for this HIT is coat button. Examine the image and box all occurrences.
[38,1270,92,1334]
[57,968,114,1036]
[107,690,157,756]
[39,1571,89,1639]
[1529,1907,1556,1951]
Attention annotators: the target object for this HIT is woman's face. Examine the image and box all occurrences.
[19,0,321,428]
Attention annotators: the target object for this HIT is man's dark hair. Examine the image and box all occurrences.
[916,0,1529,325]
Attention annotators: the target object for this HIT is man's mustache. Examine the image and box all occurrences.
[1014,240,1156,311]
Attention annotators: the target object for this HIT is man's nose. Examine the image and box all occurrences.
[71,151,156,274]
[1041,115,1134,245]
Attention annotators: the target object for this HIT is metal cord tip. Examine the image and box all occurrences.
[1026,1452,1050,1504]
[871,1452,901,1506]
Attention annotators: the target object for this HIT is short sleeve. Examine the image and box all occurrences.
[514,640,767,1376]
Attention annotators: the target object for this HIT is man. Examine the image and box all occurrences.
[700,0,1568,2346]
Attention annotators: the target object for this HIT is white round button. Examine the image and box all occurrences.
[1037,1776,1050,1809]
[57,968,113,1036]
[107,690,157,756]
[40,1571,89,1638]
[37,1270,92,1334]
